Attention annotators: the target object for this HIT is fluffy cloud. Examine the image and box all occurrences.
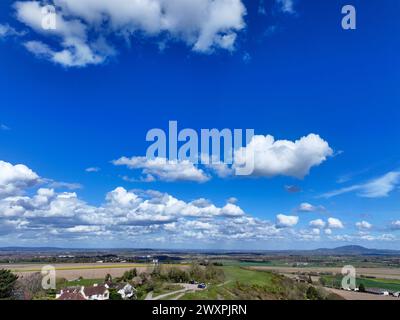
[390,220,400,230]
[2,159,396,246]
[276,214,299,228]
[0,184,285,244]
[0,160,39,198]
[11,0,246,67]
[322,171,400,199]
[309,219,325,228]
[327,217,344,229]
[113,133,332,182]
[233,134,333,179]
[298,202,314,212]
[297,202,325,213]
[0,159,293,245]
[112,156,210,182]
[356,221,372,230]
[220,203,245,217]
[227,197,238,204]
[85,167,100,173]
[309,218,344,234]
[15,0,109,67]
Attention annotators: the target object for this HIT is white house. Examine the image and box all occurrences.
[116,283,136,300]
[82,284,110,300]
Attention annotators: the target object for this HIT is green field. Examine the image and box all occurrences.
[57,278,104,289]
[180,266,313,300]
[322,275,400,292]
[223,266,278,284]
[220,260,285,267]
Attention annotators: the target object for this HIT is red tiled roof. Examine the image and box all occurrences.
[83,285,108,297]
[57,290,86,301]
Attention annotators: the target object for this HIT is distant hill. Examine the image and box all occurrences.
[311,245,400,256]
[0,245,399,256]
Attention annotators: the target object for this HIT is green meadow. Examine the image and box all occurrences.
[321,275,400,292]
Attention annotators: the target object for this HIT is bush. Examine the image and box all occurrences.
[306,286,319,300]
[109,288,123,300]
[212,262,223,267]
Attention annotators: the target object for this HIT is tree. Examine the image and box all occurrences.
[12,273,44,300]
[121,268,137,281]
[105,273,113,283]
[188,263,204,282]
[167,268,189,283]
[151,265,163,279]
[0,269,18,299]
[109,288,123,300]
[358,283,366,292]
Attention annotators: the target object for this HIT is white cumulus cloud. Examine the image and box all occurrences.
[276,214,299,228]
[356,220,372,230]
[233,134,333,179]
[112,156,210,182]
[0,160,39,198]
[390,220,400,230]
[327,217,344,229]
[298,202,325,213]
[309,219,325,228]
[12,0,247,67]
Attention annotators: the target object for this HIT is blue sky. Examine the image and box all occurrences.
[0,0,399,249]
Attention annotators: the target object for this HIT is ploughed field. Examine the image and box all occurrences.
[1,263,189,280]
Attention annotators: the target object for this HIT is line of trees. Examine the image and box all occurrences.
[151,263,225,283]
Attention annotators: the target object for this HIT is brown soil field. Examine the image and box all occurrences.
[247,266,400,280]
[0,263,189,280]
[326,288,399,300]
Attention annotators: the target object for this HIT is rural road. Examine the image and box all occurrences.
[145,283,203,300]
